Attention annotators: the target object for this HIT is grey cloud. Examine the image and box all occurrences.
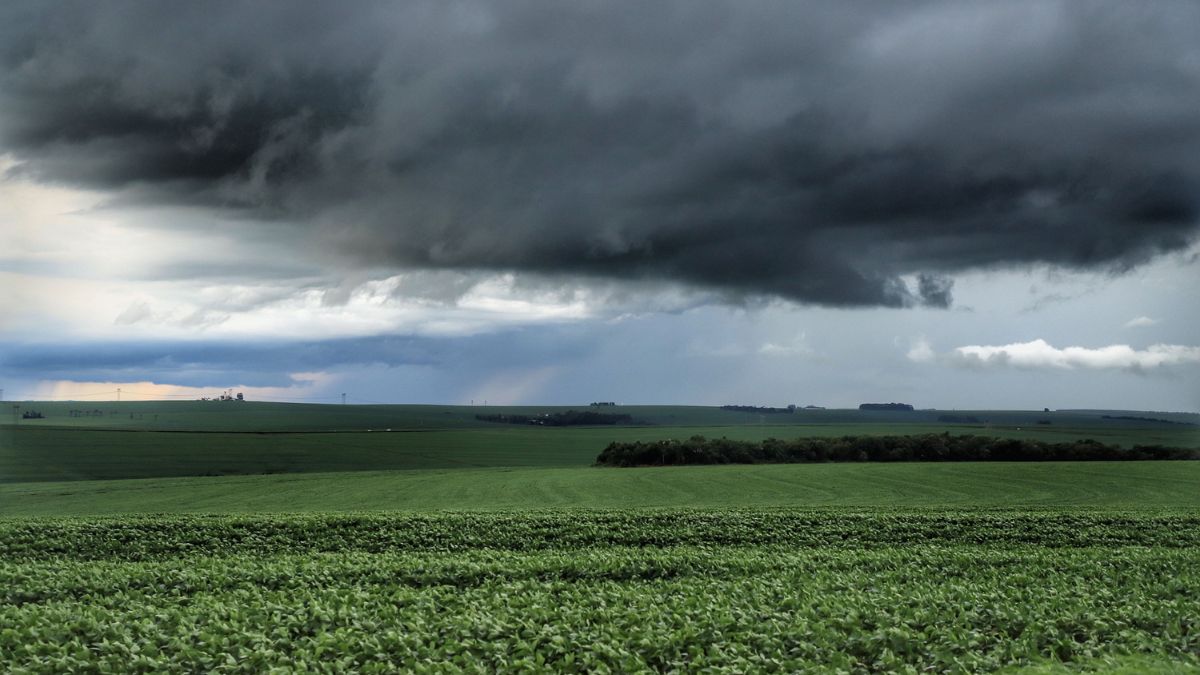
[388,271,486,306]
[916,274,954,309]
[2,1,1199,307]
[133,260,322,283]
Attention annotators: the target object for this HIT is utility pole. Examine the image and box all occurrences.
[12,404,18,426]
[342,393,346,405]
[117,387,121,402]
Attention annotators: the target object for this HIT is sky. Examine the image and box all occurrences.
[0,1,1198,410]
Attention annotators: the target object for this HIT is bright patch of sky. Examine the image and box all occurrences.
[2,164,1197,410]
[2,172,1196,411]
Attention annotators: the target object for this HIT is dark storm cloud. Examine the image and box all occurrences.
[2,1,1199,307]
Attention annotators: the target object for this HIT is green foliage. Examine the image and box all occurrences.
[4,511,1199,560]
[1007,655,1200,674]
[596,433,1200,466]
[2,511,1199,672]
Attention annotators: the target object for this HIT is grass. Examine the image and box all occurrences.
[4,461,1200,516]
[4,422,1196,484]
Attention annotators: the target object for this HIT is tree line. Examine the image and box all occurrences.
[594,433,1200,466]
[720,405,796,414]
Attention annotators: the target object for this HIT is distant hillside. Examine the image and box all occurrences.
[476,411,634,426]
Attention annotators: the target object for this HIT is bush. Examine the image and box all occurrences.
[594,433,1200,466]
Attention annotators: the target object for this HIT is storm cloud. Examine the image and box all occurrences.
[2,1,1198,307]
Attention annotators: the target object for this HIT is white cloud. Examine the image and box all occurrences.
[113,300,155,326]
[758,332,816,358]
[906,336,935,363]
[950,339,1200,371]
[1123,316,1159,328]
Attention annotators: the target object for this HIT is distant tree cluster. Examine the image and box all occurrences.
[590,402,617,407]
[477,410,633,426]
[720,405,796,414]
[20,410,45,419]
[859,403,914,411]
[594,433,1200,467]
[1102,415,1197,426]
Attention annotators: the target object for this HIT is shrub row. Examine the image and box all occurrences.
[595,433,1200,466]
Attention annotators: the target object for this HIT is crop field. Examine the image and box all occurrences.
[5,424,1197,485]
[3,402,1196,484]
[4,461,1200,516]
[3,511,1200,673]
[2,403,1198,672]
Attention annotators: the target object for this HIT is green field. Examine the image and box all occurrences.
[4,462,1200,516]
[3,512,1199,673]
[3,402,1196,484]
[2,402,1198,672]
[7,400,1198,433]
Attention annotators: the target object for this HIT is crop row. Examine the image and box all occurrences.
[3,545,1198,673]
[4,510,1200,561]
